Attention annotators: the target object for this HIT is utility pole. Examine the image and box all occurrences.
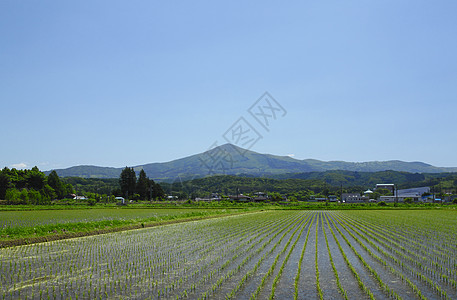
[395,184,398,204]
[340,184,343,204]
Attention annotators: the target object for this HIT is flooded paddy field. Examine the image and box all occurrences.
[1,209,456,299]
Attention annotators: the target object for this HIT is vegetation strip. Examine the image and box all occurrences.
[0,210,262,248]
[315,212,323,299]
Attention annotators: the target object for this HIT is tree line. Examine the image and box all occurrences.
[161,172,457,201]
[0,166,166,204]
[0,167,74,204]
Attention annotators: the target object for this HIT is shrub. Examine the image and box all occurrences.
[378,201,387,206]
[403,197,413,204]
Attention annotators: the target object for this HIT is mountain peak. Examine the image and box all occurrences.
[205,143,253,156]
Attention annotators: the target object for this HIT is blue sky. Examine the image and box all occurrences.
[1,1,457,170]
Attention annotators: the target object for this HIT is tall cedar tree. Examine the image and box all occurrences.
[0,173,10,200]
[47,170,66,199]
[152,181,165,199]
[119,167,137,198]
[136,169,150,200]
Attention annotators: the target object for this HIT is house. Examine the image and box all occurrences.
[309,196,327,202]
[228,194,252,202]
[195,193,221,202]
[315,197,327,202]
[328,195,338,202]
[252,192,269,202]
[364,189,374,197]
[341,193,368,203]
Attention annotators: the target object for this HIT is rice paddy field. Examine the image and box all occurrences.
[0,208,234,228]
[0,208,247,242]
[1,209,456,299]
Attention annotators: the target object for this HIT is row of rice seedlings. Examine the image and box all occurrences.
[154,213,288,298]
[348,211,457,273]
[293,212,316,300]
[335,212,447,299]
[269,212,313,300]
[315,212,323,300]
[348,212,457,291]
[198,212,306,299]
[321,213,348,300]
[1,212,266,299]
[388,211,457,248]
[162,214,278,297]
[329,213,403,299]
[249,213,311,299]
[324,213,375,300]
[382,215,457,281]
[343,212,457,284]
[337,211,456,293]
[119,213,268,298]
[224,212,309,299]
[176,212,298,298]
[104,214,268,296]
[331,212,427,300]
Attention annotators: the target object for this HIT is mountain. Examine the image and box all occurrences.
[47,144,457,180]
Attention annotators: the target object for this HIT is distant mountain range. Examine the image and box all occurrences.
[47,144,457,180]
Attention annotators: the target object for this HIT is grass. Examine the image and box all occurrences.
[0,208,260,247]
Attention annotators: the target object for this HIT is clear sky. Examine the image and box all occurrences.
[1,1,457,170]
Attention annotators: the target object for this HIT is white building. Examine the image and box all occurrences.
[379,186,431,202]
[342,193,368,203]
